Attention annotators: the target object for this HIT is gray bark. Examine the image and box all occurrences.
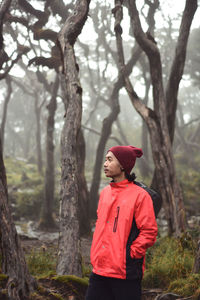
[56,0,90,276]
[165,0,198,142]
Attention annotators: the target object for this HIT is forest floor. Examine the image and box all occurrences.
[19,232,164,300]
[1,220,199,299]
[20,232,92,269]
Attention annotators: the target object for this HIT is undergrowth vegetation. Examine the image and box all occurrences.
[17,232,199,298]
[26,247,57,277]
[4,157,60,220]
[143,233,200,298]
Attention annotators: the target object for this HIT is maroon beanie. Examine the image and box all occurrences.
[108,145,143,174]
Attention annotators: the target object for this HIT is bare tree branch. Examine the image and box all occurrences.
[0,46,30,80]
[82,124,122,145]
[166,0,198,142]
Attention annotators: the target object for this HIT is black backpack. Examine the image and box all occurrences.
[134,181,162,218]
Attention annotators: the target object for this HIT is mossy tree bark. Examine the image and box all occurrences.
[56,0,91,276]
[38,75,59,230]
[114,0,197,235]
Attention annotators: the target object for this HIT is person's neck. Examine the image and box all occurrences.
[112,174,126,183]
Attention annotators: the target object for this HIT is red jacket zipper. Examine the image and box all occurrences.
[113,206,120,232]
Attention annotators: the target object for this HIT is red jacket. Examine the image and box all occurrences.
[90,179,158,280]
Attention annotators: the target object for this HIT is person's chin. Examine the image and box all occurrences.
[105,172,111,178]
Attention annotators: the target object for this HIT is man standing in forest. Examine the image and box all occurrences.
[85,145,158,300]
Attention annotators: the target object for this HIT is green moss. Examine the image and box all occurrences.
[52,275,89,287]
[168,274,200,297]
[5,157,40,186]
[0,274,8,281]
[0,274,8,288]
[143,235,199,298]
[36,270,56,280]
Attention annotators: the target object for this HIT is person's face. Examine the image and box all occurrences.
[104,151,124,180]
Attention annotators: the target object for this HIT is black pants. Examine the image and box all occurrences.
[85,272,141,300]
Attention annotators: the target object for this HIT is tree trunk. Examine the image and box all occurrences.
[165,0,198,142]
[192,240,200,274]
[38,75,59,230]
[140,121,151,178]
[56,0,90,276]
[0,136,36,300]
[140,77,151,178]
[0,75,12,150]
[77,129,90,236]
[114,0,188,235]
[34,93,43,175]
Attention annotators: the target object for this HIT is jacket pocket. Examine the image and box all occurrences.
[113,206,120,232]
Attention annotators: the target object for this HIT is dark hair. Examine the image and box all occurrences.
[125,172,136,182]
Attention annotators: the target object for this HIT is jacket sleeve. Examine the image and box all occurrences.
[130,192,158,259]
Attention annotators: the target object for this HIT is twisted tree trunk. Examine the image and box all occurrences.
[57,0,91,276]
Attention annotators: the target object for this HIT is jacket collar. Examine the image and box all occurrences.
[110,179,130,188]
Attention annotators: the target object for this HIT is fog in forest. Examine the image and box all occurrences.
[0,0,200,298]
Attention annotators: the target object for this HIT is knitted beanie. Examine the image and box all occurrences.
[109,145,143,174]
